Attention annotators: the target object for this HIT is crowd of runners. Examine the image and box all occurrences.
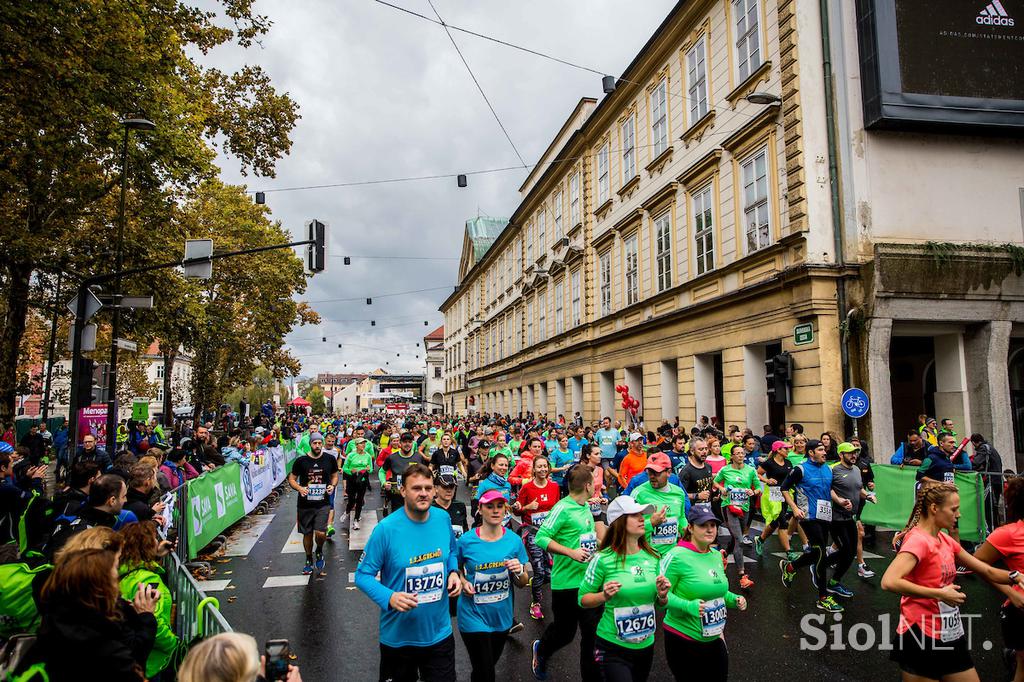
[265,410,1024,682]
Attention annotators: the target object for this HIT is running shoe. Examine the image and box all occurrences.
[816,596,844,613]
[326,525,336,538]
[741,535,753,546]
[352,519,360,530]
[803,543,811,553]
[754,535,764,557]
[780,560,796,588]
[315,552,326,573]
[739,574,755,590]
[339,512,349,527]
[532,639,548,680]
[529,602,544,620]
[509,621,525,635]
[827,580,854,599]
[720,549,729,570]
[786,549,803,562]
[302,560,313,575]
[857,562,875,579]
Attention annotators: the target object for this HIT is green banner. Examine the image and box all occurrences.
[859,464,987,542]
[186,464,246,554]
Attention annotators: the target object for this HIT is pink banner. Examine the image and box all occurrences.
[77,405,108,446]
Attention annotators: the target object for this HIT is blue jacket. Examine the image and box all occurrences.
[475,473,512,501]
[916,445,972,482]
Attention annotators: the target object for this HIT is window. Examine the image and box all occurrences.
[569,173,581,226]
[498,318,504,359]
[654,212,672,292]
[525,222,533,263]
[597,143,610,205]
[434,366,442,379]
[599,251,612,316]
[156,365,164,379]
[538,209,546,252]
[538,289,547,341]
[553,191,563,238]
[526,299,533,346]
[742,148,771,252]
[687,37,709,124]
[734,0,762,82]
[554,279,564,335]
[621,116,636,182]
[651,78,668,157]
[571,269,581,326]
[498,253,504,292]
[506,314,512,356]
[693,185,715,275]
[514,308,521,353]
[623,235,639,305]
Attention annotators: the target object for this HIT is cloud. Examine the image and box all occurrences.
[201,0,677,376]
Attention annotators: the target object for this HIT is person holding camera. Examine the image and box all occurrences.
[288,432,338,576]
[178,632,301,682]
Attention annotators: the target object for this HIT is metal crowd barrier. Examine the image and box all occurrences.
[162,550,232,641]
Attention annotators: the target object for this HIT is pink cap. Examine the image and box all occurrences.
[646,452,673,473]
[479,489,509,505]
[771,440,793,453]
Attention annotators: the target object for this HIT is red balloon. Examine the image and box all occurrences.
[621,400,630,409]
[616,385,626,394]
[631,398,640,409]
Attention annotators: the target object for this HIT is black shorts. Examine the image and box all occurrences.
[379,634,456,682]
[296,505,330,534]
[890,625,974,679]
[1001,602,1024,651]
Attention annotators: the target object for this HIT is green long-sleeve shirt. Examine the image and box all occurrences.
[659,544,739,641]
[119,564,178,678]
[535,496,596,590]
[343,450,373,476]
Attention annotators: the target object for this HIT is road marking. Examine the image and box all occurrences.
[349,572,355,583]
[281,524,306,554]
[348,513,378,552]
[263,575,311,588]
[200,579,232,592]
[770,550,884,560]
[725,555,757,565]
[223,515,275,556]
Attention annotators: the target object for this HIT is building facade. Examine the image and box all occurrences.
[440,0,1024,469]
[424,326,445,414]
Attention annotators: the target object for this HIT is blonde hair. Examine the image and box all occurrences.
[178,632,260,682]
[54,526,120,565]
[893,481,959,549]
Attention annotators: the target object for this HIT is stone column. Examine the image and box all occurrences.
[965,321,1014,470]
[867,317,894,459]
[933,333,971,440]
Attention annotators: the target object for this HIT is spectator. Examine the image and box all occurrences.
[117,521,179,679]
[901,430,928,467]
[51,460,101,521]
[45,474,128,559]
[970,433,1004,530]
[194,425,226,468]
[24,547,158,681]
[0,451,46,545]
[160,448,200,489]
[2,422,15,448]
[178,632,301,682]
[111,452,139,481]
[19,423,46,463]
[76,434,113,473]
[124,465,166,523]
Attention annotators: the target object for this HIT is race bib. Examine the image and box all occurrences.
[728,488,749,506]
[701,598,727,638]
[652,518,679,545]
[815,499,832,522]
[579,532,598,555]
[452,525,464,539]
[938,602,964,643]
[439,465,456,476]
[306,484,326,501]
[768,486,783,502]
[943,472,955,484]
[530,511,549,527]
[472,569,510,605]
[613,604,656,643]
[405,562,445,604]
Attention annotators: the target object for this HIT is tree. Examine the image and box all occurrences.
[115,355,158,408]
[304,384,327,415]
[223,366,281,409]
[0,0,299,419]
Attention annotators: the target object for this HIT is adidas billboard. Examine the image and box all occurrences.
[976,0,1016,25]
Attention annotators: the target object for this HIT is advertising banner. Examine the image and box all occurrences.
[77,405,108,446]
[859,464,987,542]
[186,464,246,554]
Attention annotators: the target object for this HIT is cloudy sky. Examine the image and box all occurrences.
[207,0,677,377]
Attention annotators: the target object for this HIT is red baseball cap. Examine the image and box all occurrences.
[646,452,673,473]
[771,441,793,453]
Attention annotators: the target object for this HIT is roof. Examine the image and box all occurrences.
[425,325,444,341]
[466,216,508,262]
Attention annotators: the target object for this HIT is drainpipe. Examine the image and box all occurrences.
[819,0,851,393]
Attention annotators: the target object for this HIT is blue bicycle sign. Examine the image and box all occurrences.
[841,388,870,418]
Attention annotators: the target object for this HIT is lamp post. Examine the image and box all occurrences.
[105,117,155,452]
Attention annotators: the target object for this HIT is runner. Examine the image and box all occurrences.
[659,504,748,682]
[430,433,464,480]
[971,476,1024,682]
[379,432,428,514]
[473,451,511,524]
[578,495,669,682]
[881,481,1024,682]
[456,489,530,682]
[287,432,339,575]
[583,444,610,532]
[340,437,373,531]
[433,473,469,541]
[513,453,559,620]
[532,465,601,681]
[755,440,794,558]
[826,441,876,599]
[778,439,843,612]
[714,445,760,589]
[631,452,689,556]
[355,463,461,682]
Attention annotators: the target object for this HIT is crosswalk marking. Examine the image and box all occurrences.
[281,524,306,554]
[222,515,275,557]
[263,575,310,588]
[770,550,884,560]
[200,579,232,592]
[348,513,378,552]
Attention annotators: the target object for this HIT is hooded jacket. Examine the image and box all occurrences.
[916,444,972,483]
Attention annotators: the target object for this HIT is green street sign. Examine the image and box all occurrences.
[132,400,149,422]
[794,323,814,346]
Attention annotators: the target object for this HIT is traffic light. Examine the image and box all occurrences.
[765,352,793,405]
[74,358,96,410]
[307,219,326,273]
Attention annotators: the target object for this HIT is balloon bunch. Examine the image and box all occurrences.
[615,385,640,428]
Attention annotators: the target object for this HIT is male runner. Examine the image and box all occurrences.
[322,432,342,538]
[356,463,461,682]
[288,432,338,575]
[379,432,428,514]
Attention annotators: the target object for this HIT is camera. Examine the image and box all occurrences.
[264,639,290,681]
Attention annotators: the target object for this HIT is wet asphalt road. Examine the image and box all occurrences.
[209,485,1013,681]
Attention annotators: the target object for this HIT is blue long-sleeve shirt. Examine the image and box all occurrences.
[355,507,458,647]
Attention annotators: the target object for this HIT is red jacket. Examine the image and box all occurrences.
[508,453,534,487]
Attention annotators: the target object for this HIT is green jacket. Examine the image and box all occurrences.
[118,563,178,677]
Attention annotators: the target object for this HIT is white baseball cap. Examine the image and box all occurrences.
[606,495,655,526]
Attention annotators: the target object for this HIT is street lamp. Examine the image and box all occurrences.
[106,117,155,452]
[745,92,782,106]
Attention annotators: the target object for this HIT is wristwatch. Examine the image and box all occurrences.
[1009,570,1020,584]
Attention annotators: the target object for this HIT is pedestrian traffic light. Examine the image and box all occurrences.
[765,351,793,405]
[74,357,96,410]
[306,219,326,273]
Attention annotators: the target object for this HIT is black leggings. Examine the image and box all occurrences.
[791,519,832,598]
[538,588,602,681]
[459,630,508,682]
[663,629,728,682]
[520,526,551,604]
[594,637,653,682]
[345,474,369,519]
[829,519,858,583]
